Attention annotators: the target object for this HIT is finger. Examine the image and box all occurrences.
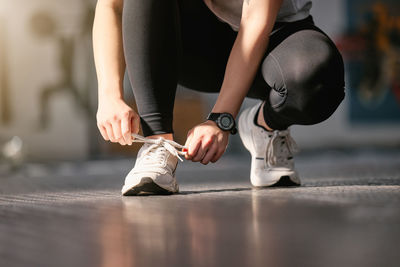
[184,131,194,160]
[201,141,218,165]
[98,125,109,141]
[118,137,126,146]
[111,119,123,143]
[121,114,132,145]
[193,138,213,162]
[131,114,140,136]
[211,147,226,163]
[192,145,205,162]
[184,129,193,147]
[104,123,116,142]
[188,138,201,160]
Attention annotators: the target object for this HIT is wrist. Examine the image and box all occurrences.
[205,119,218,127]
[211,97,241,119]
[206,112,237,135]
[98,86,124,101]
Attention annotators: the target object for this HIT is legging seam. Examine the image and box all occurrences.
[269,53,286,89]
[269,52,287,109]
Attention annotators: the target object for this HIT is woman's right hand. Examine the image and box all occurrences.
[96,96,140,146]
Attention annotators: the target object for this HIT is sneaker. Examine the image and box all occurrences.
[121,135,184,196]
[238,103,301,187]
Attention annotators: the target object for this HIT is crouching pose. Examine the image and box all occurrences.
[93,0,345,195]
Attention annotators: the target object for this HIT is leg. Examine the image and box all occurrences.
[177,0,237,92]
[122,0,181,195]
[121,0,234,195]
[259,19,345,130]
[238,17,345,187]
[122,0,180,137]
[122,0,235,138]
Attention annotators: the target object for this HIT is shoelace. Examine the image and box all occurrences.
[131,134,187,162]
[266,130,299,166]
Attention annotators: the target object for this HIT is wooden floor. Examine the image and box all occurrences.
[0,149,399,267]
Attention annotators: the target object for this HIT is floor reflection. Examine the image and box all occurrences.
[107,190,283,267]
[186,203,217,267]
[98,206,134,267]
[121,199,181,266]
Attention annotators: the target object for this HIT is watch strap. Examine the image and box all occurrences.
[206,113,220,121]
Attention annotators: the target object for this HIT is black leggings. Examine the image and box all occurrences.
[122,0,345,136]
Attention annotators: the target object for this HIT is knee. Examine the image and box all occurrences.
[264,37,345,124]
[287,34,344,92]
[288,55,345,124]
[300,83,345,125]
[291,42,345,123]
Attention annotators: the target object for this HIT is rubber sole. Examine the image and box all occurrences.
[249,166,301,187]
[122,177,175,196]
[270,175,300,187]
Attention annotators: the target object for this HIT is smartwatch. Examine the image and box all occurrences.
[207,112,237,135]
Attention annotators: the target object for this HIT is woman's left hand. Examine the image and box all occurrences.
[184,120,229,164]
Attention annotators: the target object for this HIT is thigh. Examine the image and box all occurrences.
[177,0,237,92]
[249,17,344,102]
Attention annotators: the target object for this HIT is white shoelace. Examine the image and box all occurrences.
[131,134,187,162]
[266,130,299,166]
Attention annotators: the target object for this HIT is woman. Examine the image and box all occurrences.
[93,0,345,195]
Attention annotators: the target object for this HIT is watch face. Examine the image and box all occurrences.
[221,116,231,127]
[218,114,234,130]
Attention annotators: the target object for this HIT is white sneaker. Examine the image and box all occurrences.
[238,103,301,187]
[121,135,185,196]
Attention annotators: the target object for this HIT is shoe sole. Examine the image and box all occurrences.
[272,176,300,187]
[238,106,300,187]
[253,175,301,188]
[250,169,300,187]
[122,177,176,196]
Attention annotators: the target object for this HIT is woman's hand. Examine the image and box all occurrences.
[184,120,229,164]
[96,96,140,146]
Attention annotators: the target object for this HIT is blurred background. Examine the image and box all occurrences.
[0,0,399,165]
